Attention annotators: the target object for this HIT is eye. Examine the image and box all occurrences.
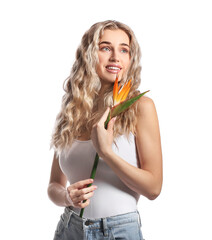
[100,46,111,52]
[121,48,129,53]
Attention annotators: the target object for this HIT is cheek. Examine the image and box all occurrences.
[97,53,105,66]
[96,55,104,76]
[123,57,131,70]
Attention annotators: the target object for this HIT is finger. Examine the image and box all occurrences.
[75,185,97,197]
[74,191,95,202]
[75,199,90,209]
[72,185,97,205]
[71,179,94,190]
[98,107,111,125]
[107,116,117,132]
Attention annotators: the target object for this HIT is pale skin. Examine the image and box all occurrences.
[48,29,163,209]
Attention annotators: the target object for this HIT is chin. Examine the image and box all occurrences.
[100,78,114,86]
[103,73,123,82]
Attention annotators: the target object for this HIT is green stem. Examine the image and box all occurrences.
[79,153,99,218]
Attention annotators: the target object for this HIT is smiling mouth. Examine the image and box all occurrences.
[106,65,122,73]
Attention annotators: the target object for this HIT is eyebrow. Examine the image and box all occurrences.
[99,41,130,48]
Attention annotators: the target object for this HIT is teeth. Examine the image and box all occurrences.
[107,66,120,70]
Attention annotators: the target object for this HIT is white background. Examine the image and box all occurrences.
[0,0,212,239]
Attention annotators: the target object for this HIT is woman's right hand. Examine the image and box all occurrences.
[66,179,97,209]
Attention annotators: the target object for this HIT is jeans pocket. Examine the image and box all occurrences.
[111,221,143,240]
[54,214,66,239]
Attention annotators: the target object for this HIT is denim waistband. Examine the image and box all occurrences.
[63,207,142,231]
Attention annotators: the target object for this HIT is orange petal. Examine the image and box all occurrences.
[121,81,131,101]
[117,79,132,102]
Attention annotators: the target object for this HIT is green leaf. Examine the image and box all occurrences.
[111,90,150,118]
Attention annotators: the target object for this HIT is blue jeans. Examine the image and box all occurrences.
[53,207,144,240]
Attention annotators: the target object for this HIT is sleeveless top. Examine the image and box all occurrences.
[59,132,140,219]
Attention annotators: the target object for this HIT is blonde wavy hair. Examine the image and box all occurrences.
[51,20,142,154]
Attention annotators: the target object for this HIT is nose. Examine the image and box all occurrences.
[109,50,120,62]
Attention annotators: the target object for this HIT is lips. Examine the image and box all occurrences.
[105,65,122,74]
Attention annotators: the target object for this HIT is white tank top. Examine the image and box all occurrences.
[59,132,140,219]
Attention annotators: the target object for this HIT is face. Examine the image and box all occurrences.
[96,29,131,85]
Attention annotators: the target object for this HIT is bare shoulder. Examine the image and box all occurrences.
[135,95,160,135]
[136,96,157,118]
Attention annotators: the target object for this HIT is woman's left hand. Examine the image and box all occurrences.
[91,107,116,158]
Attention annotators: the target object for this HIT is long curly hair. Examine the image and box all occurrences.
[51,20,142,154]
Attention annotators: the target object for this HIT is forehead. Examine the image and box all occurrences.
[99,29,130,45]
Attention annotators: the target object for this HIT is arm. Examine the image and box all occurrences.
[47,152,98,207]
[47,152,72,207]
[134,96,163,199]
[91,97,163,200]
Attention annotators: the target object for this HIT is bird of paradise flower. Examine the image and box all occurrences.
[80,76,149,217]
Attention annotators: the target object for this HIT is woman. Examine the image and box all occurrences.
[48,20,163,240]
